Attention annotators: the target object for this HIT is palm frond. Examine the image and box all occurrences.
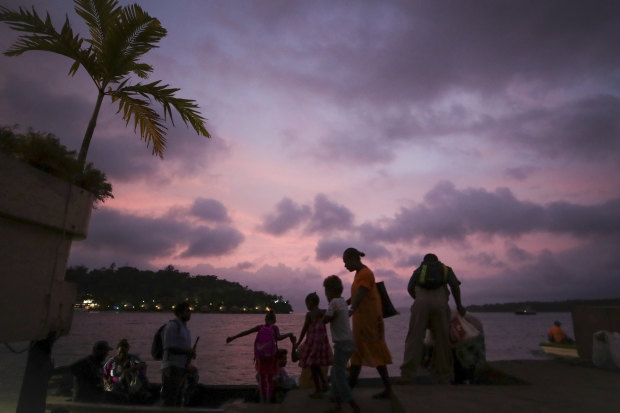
[74,0,120,57]
[0,6,84,62]
[103,4,165,81]
[117,81,211,138]
[109,90,167,157]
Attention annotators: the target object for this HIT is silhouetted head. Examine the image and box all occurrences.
[305,292,320,310]
[277,349,288,366]
[116,338,130,359]
[423,253,439,263]
[323,274,344,300]
[174,302,191,322]
[265,309,276,325]
[554,321,561,327]
[92,340,112,361]
[343,247,365,272]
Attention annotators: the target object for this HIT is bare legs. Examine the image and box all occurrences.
[348,364,392,399]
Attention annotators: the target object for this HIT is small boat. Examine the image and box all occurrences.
[514,308,536,315]
[539,342,578,358]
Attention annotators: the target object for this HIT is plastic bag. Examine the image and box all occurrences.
[592,330,620,370]
[449,310,480,344]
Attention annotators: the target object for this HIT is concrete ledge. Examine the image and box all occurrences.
[46,397,224,412]
[0,152,94,238]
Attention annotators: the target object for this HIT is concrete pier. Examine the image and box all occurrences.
[46,359,620,413]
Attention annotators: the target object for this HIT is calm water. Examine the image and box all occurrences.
[0,310,574,409]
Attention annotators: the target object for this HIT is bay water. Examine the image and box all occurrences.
[0,310,574,410]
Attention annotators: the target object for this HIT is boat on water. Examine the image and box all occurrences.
[514,308,537,315]
[539,341,578,358]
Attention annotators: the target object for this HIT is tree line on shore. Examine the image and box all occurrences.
[66,264,293,313]
[467,297,620,313]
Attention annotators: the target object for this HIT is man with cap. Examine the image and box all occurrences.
[161,302,197,406]
[70,340,112,402]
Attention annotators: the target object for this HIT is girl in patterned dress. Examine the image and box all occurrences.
[296,292,333,398]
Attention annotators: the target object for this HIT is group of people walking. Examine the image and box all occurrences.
[226,247,474,412]
[69,247,478,411]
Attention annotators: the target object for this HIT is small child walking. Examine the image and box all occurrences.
[323,275,360,413]
[226,310,296,403]
[296,292,333,398]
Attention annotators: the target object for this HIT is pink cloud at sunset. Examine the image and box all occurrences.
[1,0,620,311]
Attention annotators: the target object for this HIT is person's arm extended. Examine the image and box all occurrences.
[274,325,296,343]
[349,285,369,315]
[226,325,260,343]
[323,313,334,324]
[297,313,311,344]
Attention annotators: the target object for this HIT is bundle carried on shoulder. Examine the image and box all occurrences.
[416,263,450,289]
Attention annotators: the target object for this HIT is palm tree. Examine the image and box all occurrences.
[0,0,210,171]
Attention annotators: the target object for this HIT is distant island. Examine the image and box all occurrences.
[66,265,294,314]
[467,298,620,313]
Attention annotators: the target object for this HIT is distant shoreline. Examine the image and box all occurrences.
[465,297,620,313]
[73,307,294,314]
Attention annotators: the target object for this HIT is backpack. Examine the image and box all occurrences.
[254,325,277,359]
[151,320,179,360]
[416,263,449,289]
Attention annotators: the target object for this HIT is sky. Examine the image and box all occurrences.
[1,0,620,312]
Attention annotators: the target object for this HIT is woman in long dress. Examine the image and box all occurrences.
[343,247,393,399]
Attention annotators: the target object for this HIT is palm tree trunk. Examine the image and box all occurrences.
[77,89,105,171]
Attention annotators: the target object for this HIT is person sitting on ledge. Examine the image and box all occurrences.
[547,321,574,344]
[70,340,112,402]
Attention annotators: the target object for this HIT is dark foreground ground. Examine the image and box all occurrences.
[46,358,620,413]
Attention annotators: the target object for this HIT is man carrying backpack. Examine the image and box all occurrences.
[399,253,466,384]
[160,302,196,406]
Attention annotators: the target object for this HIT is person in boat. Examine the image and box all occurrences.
[103,338,154,403]
[547,321,574,344]
[70,340,112,402]
[161,302,198,406]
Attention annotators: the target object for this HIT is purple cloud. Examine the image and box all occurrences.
[190,198,231,223]
[306,194,354,233]
[260,197,311,235]
[180,226,244,258]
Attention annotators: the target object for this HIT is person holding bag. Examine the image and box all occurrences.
[399,253,466,384]
[343,247,393,399]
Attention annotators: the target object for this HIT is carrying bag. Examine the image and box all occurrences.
[254,325,277,359]
[151,323,167,360]
[449,310,480,344]
[151,319,179,360]
[376,281,399,318]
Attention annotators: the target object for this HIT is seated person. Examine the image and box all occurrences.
[70,340,112,402]
[103,338,154,403]
[273,349,296,402]
[547,321,574,344]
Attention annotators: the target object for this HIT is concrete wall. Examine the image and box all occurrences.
[0,153,94,342]
[571,306,620,360]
